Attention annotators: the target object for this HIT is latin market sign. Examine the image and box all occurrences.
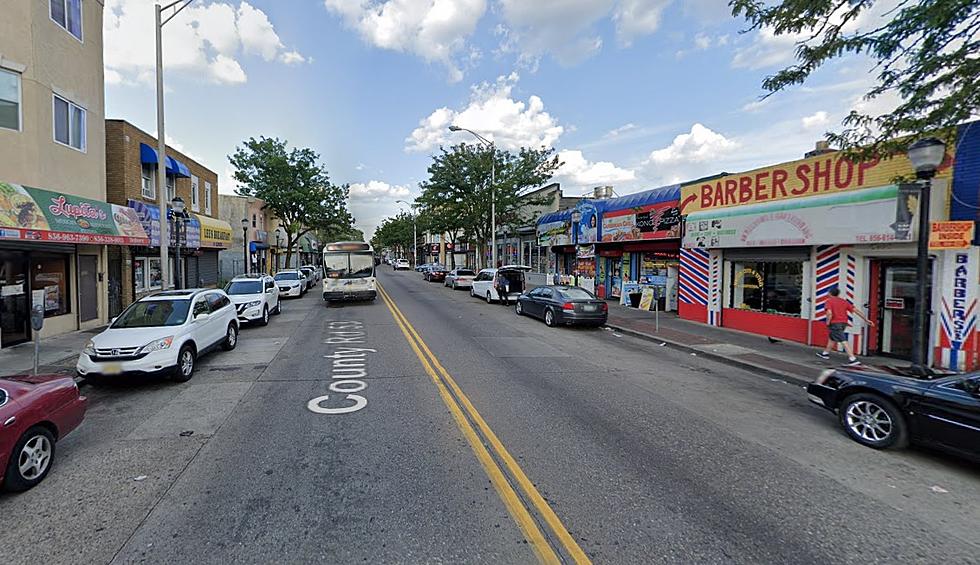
[0,182,149,245]
[679,149,955,215]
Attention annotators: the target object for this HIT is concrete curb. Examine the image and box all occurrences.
[605,322,811,387]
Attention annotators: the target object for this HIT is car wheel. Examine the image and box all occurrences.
[544,308,556,327]
[222,324,239,351]
[515,301,523,316]
[4,425,56,492]
[171,345,196,382]
[838,393,908,449]
[274,300,282,315]
[469,288,475,297]
[486,292,493,304]
[452,282,457,290]
[259,307,269,326]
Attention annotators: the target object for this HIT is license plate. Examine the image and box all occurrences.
[279,287,289,291]
[102,363,122,375]
[583,305,596,312]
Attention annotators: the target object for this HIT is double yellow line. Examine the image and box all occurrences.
[377,283,590,565]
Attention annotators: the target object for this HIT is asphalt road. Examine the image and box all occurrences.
[1,269,978,564]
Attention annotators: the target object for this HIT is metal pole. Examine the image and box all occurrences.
[33,333,39,376]
[490,142,496,269]
[911,178,932,374]
[413,215,417,267]
[243,227,248,275]
[155,4,170,289]
[174,215,182,289]
[573,220,579,287]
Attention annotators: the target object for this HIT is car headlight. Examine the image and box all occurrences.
[83,340,96,356]
[138,336,174,354]
[244,300,262,308]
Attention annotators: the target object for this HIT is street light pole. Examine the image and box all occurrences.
[448,125,495,268]
[906,137,947,375]
[241,218,249,275]
[172,196,186,289]
[571,209,582,287]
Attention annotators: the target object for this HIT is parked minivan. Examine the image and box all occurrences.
[470,265,531,303]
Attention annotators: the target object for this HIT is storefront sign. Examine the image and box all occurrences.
[574,201,600,244]
[128,199,200,248]
[936,249,979,370]
[884,297,905,309]
[683,185,914,248]
[929,220,974,250]
[602,201,681,242]
[0,182,150,245]
[576,244,594,259]
[679,149,955,215]
[537,219,571,246]
[196,214,232,249]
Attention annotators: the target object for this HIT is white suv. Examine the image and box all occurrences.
[77,289,239,382]
[274,270,305,297]
[225,274,281,326]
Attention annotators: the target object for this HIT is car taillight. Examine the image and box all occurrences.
[562,302,575,311]
[600,302,608,311]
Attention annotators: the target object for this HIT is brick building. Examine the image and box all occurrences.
[104,120,232,313]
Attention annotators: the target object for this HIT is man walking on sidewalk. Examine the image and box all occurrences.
[817,287,874,366]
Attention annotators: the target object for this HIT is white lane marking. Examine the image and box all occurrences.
[307,394,368,414]
[307,321,375,415]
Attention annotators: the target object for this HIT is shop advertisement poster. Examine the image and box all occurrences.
[929,221,975,250]
[601,201,681,242]
[575,201,600,243]
[128,199,201,248]
[0,182,150,245]
[683,185,915,249]
[537,219,571,246]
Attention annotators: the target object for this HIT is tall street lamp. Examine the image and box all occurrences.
[449,125,496,268]
[396,199,417,267]
[907,137,947,374]
[571,209,582,287]
[155,0,196,289]
[171,196,186,289]
[241,218,249,275]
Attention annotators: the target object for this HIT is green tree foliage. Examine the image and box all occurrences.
[731,0,980,157]
[371,213,415,257]
[229,137,353,268]
[417,143,560,268]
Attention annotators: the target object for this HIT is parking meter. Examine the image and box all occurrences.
[31,304,44,376]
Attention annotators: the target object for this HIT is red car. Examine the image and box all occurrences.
[1,374,87,491]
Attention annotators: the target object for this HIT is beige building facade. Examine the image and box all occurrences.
[0,0,113,347]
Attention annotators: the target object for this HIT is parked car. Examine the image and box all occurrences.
[225,273,281,326]
[394,259,411,270]
[76,289,239,383]
[470,266,530,304]
[444,268,476,290]
[807,366,980,462]
[424,265,448,282]
[516,285,609,327]
[274,270,305,297]
[0,374,87,491]
[301,264,322,284]
[415,263,432,273]
[299,267,316,290]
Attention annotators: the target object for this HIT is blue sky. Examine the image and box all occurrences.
[104,0,896,238]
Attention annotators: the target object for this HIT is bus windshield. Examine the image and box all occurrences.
[324,252,375,279]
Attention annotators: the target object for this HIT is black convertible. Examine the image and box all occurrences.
[807,366,980,462]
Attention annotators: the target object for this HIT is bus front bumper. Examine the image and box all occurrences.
[323,290,377,301]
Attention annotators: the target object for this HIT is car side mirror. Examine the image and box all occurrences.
[963,379,980,398]
[110,316,118,324]
[266,288,275,293]
[194,312,210,322]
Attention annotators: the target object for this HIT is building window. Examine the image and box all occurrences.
[166,175,175,202]
[728,260,803,316]
[204,181,212,215]
[252,214,256,228]
[53,94,85,151]
[50,0,83,41]
[31,254,70,318]
[0,69,21,131]
[134,257,163,292]
[141,164,156,200]
[191,175,200,212]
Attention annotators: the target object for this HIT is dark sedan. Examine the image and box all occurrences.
[807,366,980,462]
[516,285,608,327]
[424,265,448,282]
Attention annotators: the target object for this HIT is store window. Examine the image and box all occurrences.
[133,258,146,293]
[638,252,674,285]
[729,260,803,316]
[134,256,163,292]
[31,254,70,317]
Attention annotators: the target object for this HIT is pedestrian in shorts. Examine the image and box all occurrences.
[817,287,874,366]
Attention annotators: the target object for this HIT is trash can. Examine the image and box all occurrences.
[629,292,642,308]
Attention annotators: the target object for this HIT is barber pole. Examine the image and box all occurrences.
[935,248,980,371]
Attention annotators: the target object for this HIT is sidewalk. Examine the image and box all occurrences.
[0,327,100,377]
[605,306,896,386]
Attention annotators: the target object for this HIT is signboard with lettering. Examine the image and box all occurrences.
[537,219,571,246]
[602,201,681,242]
[929,220,975,250]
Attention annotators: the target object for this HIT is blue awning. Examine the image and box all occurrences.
[138,143,192,178]
[598,184,681,214]
[536,208,573,226]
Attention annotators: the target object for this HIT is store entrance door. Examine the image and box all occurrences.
[0,251,30,348]
[875,260,930,359]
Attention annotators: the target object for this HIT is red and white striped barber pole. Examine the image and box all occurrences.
[935,247,980,371]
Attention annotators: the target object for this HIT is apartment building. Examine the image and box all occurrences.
[0,0,123,347]
[105,120,231,311]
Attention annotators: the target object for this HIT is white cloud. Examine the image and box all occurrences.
[348,180,412,202]
[741,98,769,112]
[693,32,712,50]
[801,110,829,129]
[604,123,637,138]
[104,0,306,86]
[643,123,738,184]
[613,0,672,46]
[406,73,564,152]
[555,150,636,189]
[731,27,802,70]
[324,0,487,82]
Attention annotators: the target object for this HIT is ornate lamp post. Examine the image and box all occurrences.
[240,218,249,275]
[171,196,186,289]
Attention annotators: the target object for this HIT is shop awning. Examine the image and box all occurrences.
[195,213,232,249]
[0,181,149,245]
[249,241,269,252]
[138,143,192,178]
[127,199,200,248]
[599,184,680,213]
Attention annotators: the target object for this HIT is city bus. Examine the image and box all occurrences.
[321,241,377,303]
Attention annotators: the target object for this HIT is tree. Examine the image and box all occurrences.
[417,143,560,268]
[731,0,979,157]
[371,213,415,256]
[229,137,353,268]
